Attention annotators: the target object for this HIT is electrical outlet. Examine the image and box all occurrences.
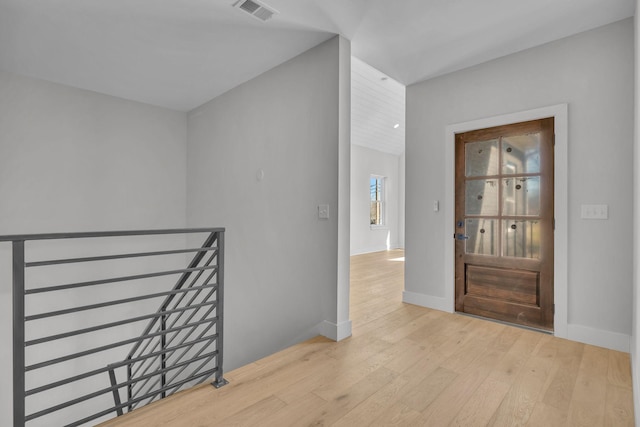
[580,204,608,220]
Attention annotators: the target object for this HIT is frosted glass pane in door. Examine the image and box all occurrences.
[502,177,540,216]
[465,139,499,177]
[502,220,541,259]
[465,219,498,256]
[465,179,499,216]
[502,134,541,174]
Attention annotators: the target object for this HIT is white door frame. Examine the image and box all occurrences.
[444,104,568,338]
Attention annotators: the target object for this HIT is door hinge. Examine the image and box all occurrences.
[553,218,555,230]
[553,304,555,314]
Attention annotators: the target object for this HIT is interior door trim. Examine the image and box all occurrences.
[444,104,568,339]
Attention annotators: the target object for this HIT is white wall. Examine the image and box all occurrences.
[0,71,188,234]
[0,71,187,425]
[398,150,406,249]
[335,36,352,341]
[186,36,351,371]
[632,5,639,424]
[405,19,634,350]
[350,144,401,255]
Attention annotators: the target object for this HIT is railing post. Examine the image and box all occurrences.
[160,312,167,398]
[13,241,25,427]
[126,360,132,412]
[212,231,228,388]
[107,365,123,416]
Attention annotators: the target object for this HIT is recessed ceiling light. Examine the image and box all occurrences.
[393,123,400,129]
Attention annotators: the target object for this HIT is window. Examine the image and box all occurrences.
[370,175,385,226]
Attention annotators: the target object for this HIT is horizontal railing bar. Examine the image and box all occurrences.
[133,328,215,399]
[26,300,217,346]
[26,350,218,422]
[130,303,217,394]
[131,350,217,410]
[170,353,217,395]
[170,351,217,393]
[126,247,218,360]
[26,283,218,321]
[26,265,218,295]
[65,367,218,427]
[132,359,218,410]
[25,334,218,396]
[26,246,218,268]
[128,270,218,364]
[25,317,218,372]
[130,303,217,381]
[0,227,224,242]
[129,351,216,390]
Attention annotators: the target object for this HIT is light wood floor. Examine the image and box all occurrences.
[101,250,634,426]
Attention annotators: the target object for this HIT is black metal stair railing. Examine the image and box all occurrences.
[4,228,228,427]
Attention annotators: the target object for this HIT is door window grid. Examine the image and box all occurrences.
[464,133,541,259]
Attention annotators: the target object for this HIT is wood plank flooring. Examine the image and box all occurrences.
[100,249,634,426]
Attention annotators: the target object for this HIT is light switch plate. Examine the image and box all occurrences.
[580,204,608,220]
[318,204,329,219]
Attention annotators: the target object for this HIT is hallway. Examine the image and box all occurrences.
[101,249,634,426]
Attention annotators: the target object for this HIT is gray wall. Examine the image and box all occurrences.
[398,150,406,249]
[632,4,639,424]
[186,36,349,371]
[350,144,402,255]
[0,70,187,425]
[0,71,187,235]
[406,19,634,348]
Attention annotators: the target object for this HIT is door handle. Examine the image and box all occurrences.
[455,234,469,240]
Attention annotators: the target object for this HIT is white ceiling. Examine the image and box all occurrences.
[351,57,405,156]
[0,0,635,114]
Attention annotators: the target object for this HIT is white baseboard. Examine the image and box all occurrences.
[350,243,401,256]
[402,291,453,313]
[319,319,352,341]
[632,345,640,426]
[402,292,630,353]
[567,324,630,353]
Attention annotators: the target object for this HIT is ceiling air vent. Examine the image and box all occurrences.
[233,0,278,22]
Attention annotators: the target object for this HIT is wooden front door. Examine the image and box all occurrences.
[454,118,554,331]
